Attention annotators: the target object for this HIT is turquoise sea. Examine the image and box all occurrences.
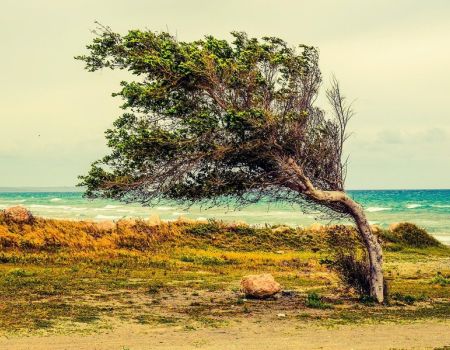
[0,189,449,244]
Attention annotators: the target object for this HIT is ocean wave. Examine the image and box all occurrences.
[50,198,62,202]
[29,204,54,209]
[116,209,134,213]
[103,205,121,209]
[433,235,450,245]
[29,204,85,211]
[432,204,450,208]
[406,204,422,209]
[366,207,392,212]
[172,211,187,216]
[156,206,174,211]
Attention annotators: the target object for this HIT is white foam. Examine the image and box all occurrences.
[433,235,450,245]
[156,206,174,211]
[103,205,121,209]
[432,204,450,208]
[366,207,392,212]
[30,204,53,209]
[50,198,62,202]
[406,204,422,209]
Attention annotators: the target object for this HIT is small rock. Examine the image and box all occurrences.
[3,206,34,224]
[275,250,284,254]
[277,313,286,318]
[240,273,281,299]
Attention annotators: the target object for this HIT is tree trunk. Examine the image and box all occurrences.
[342,196,384,303]
[282,158,385,303]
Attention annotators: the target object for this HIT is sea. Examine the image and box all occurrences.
[0,189,449,244]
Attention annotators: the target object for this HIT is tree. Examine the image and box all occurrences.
[76,26,384,303]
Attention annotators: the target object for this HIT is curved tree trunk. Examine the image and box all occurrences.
[340,196,384,303]
[282,158,384,303]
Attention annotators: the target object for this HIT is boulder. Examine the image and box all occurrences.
[3,206,34,224]
[240,273,281,298]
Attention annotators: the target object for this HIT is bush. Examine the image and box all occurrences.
[430,272,450,286]
[305,292,333,309]
[326,228,372,298]
[332,253,371,297]
[391,223,441,248]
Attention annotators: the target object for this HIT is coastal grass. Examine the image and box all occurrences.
[0,214,448,334]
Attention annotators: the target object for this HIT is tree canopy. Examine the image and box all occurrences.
[77,26,351,214]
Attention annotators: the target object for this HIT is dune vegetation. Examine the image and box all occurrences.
[0,212,449,336]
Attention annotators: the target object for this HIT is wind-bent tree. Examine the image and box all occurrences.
[76,26,384,302]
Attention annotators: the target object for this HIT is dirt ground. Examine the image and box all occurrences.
[1,319,449,350]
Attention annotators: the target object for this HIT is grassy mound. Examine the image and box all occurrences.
[384,223,442,248]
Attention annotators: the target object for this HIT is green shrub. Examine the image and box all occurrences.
[305,292,333,309]
[391,292,427,305]
[326,228,372,298]
[430,272,450,286]
[391,223,441,248]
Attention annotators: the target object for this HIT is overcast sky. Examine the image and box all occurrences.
[1,0,449,189]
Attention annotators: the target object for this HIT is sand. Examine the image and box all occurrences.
[1,319,449,350]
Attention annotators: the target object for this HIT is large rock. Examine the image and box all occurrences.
[3,206,34,224]
[240,273,281,298]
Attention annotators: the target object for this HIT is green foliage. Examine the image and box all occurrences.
[390,292,427,305]
[76,27,345,207]
[430,272,449,286]
[391,223,441,248]
[305,292,333,309]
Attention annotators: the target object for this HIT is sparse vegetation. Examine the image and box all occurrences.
[324,227,371,298]
[0,213,448,335]
[430,272,450,286]
[305,292,333,309]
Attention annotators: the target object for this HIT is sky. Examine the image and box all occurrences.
[1,0,449,189]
